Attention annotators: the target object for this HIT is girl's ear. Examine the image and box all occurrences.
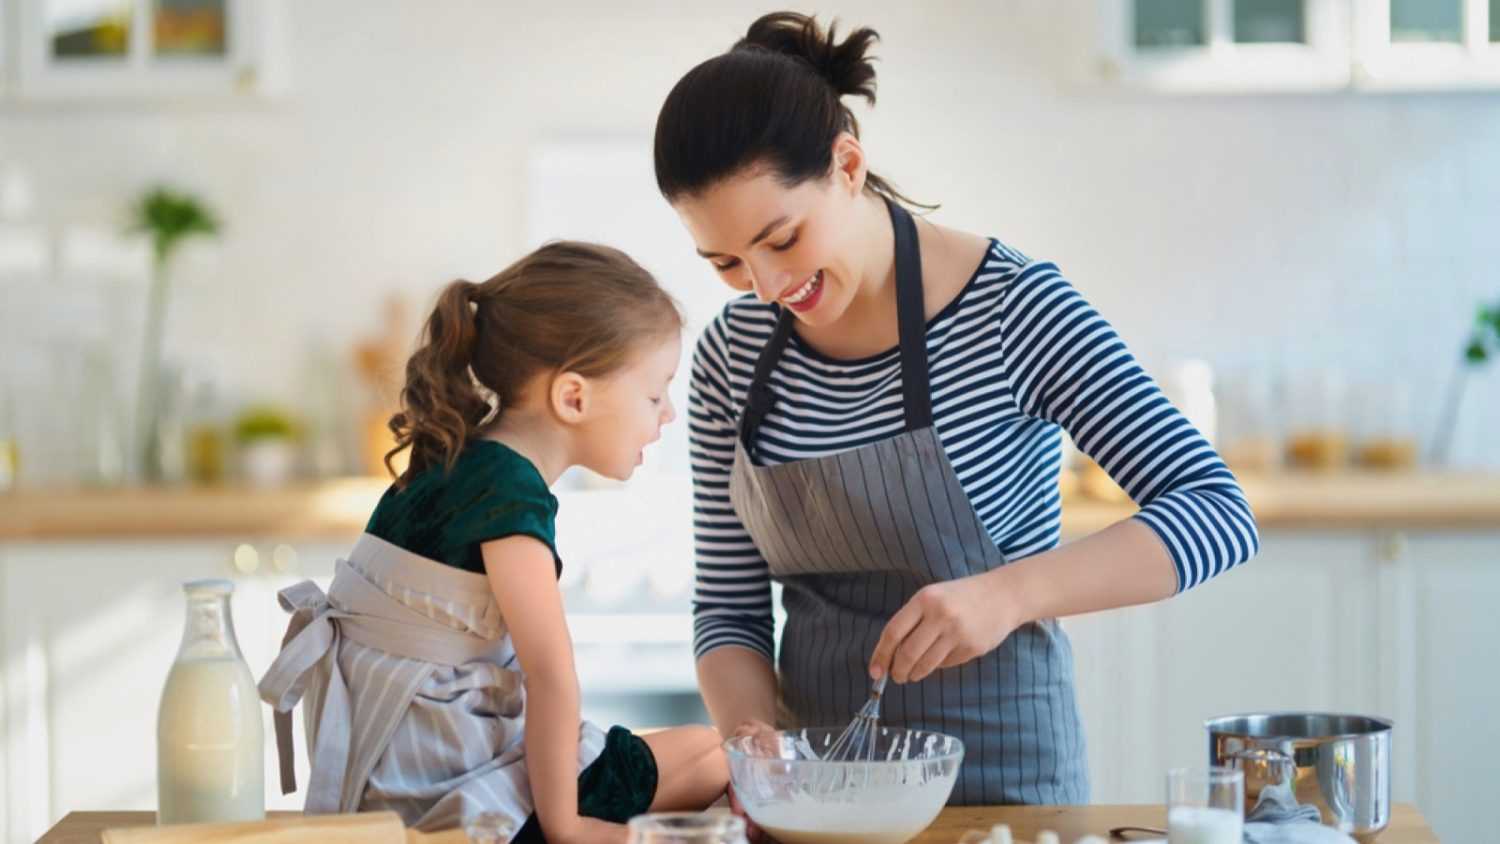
[549,371,589,424]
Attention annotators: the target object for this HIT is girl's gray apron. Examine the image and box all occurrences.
[727,200,1089,805]
[258,533,606,831]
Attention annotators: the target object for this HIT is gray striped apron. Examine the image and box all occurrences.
[258,533,606,831]
[727,200,1089,805]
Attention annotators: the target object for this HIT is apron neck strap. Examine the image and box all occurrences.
[740,312,796,455]
[890,198,935,431]
[739,198,934,456]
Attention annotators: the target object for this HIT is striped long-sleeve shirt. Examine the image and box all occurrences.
[688,238,1260,662]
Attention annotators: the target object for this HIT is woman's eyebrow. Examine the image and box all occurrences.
[695,215,790,258]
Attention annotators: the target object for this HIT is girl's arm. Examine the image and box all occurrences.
[484,536,625,844]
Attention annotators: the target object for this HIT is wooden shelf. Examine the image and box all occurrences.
[0,478,387,540]
[1,471,1497,541]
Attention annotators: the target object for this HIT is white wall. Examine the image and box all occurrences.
[1,0,1496,480]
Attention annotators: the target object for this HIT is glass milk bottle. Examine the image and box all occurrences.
[157,579,265,824]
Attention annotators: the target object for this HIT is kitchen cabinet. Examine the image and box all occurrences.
[1377,531,1500,844]
[1089,0,1500,92]
[2,0,288,101]
[1069,528,1500,844]
[1091,0,1354,92]
[1069,533,1378,803]
[1352,0,1500,90]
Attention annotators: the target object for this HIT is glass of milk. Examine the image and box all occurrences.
[156,579,265,825]
[1166,766,1243,844]
[627,811,748,843]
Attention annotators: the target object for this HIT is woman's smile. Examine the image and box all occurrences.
[781,270,824,312]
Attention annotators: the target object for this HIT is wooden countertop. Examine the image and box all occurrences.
[2,471,1497,541]
[38,803,1441,843]
[923,803,1439,842]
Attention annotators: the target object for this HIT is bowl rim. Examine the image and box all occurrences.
[722,725,967,766]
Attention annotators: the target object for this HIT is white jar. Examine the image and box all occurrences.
[1165,359,1218,447]
[240,439,297,488]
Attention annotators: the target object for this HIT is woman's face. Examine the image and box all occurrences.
[672,152,869,329]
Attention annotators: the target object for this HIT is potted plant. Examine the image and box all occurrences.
[233,406,300,488]
[129,187,220,483]
[1432,298,1500,465]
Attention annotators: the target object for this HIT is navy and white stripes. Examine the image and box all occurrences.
[689,239,1259,661]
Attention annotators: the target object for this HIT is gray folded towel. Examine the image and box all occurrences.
[1243,783,1355,844]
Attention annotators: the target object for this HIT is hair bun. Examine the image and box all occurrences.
[735,12,879,105]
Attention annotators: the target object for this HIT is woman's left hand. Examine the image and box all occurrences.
[867,568,1023,684]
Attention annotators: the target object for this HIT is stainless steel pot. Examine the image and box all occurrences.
[1206,712,1391,842]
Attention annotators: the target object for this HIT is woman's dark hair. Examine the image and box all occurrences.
[654,11,932,209]
[385,241,682,487]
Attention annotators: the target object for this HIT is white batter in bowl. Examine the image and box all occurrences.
[724,726,964,844]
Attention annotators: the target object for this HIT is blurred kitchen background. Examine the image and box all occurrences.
[1,1,1498,842]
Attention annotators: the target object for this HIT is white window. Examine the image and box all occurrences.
[1353,0,1500,89]
[6,0,285,100]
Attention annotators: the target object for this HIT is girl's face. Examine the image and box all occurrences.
[576,331,682,481]
[671,143,869,329]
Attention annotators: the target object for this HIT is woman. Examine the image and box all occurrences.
[653,12,1258,810]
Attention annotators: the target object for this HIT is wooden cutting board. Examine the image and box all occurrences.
[95,812,465,844]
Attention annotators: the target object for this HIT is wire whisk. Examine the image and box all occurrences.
[824,674,887,762]
[823,674,888,764]
[813,675,888,798]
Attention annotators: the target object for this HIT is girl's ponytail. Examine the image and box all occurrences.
[385,279,494,483]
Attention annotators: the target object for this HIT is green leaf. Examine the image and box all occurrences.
[1465,338,1490,365]
[129,187,220,268]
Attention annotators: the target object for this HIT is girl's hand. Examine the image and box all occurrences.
[732,719,779,754]
[868,568,1022,685]
[728,720,779,842]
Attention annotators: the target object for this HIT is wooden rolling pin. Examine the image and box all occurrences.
[101,811,471,844]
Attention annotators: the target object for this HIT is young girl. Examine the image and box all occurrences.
[259,242,729,844]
